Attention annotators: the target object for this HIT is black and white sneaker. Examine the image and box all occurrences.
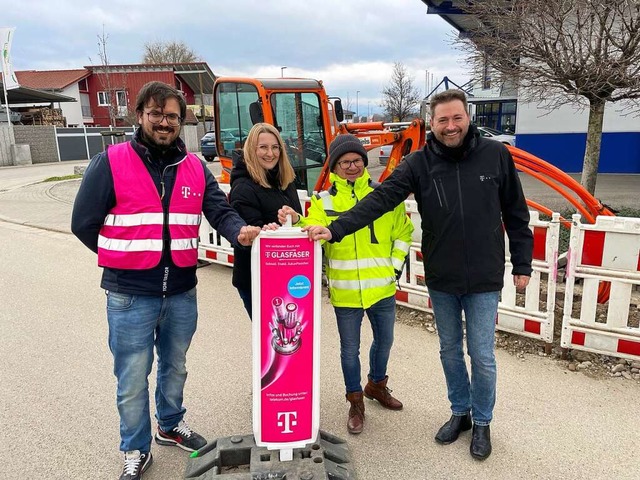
[119,450,152,480]
[155,419,207,452]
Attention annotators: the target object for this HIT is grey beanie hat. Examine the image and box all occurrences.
[328,134,368,171]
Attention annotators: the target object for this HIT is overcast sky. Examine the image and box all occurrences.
[3,0,470,115]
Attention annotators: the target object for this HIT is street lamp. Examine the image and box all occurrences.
[281,66,287,78]
[356,90,360,120]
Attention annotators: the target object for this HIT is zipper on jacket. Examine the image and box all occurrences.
[438,178,449,210]
[455,163,471,292]
[159,156,188,259]
[433,179,443,207]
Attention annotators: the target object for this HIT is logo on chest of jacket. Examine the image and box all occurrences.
[182,186,202,199]
[479,175,492,182]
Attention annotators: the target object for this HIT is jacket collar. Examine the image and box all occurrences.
[329,169,373,195]
[131,128,187,166]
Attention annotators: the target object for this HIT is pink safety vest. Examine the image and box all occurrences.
[97,142,205,269]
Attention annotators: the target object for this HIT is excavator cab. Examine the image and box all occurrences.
[213,77,343,195]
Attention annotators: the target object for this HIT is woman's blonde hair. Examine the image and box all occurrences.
[242,123,296,189]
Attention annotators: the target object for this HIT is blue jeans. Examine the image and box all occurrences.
[334,295,396,394]
[428,289,500,426]
[107,287,198,453]
[236,287,252,319]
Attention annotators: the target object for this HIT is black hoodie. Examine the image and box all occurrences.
[229,155,303,290]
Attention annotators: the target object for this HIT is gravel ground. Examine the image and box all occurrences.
[396,292,640,383]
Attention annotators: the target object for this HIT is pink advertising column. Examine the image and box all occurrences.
[251,227,322,461]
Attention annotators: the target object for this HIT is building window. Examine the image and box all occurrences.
[78,78,88,92]
[97,91,110,106]
[474,101,517,133]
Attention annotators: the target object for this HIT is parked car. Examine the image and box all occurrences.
[200,131,217,162]
[378,144,392,165]
[477,126,516,147]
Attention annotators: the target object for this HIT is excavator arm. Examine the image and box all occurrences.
[313,119,426,191]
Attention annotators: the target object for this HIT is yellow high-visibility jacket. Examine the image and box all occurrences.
[299,170,413,308]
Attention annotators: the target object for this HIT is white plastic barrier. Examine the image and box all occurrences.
[199,191,563,346]
[561,214,640,360]
[396,207,561,346]
[498,211,561,344]
[198,183,236,266]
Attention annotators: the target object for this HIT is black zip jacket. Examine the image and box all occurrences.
[327,127,533,294]
[71,130,246,296]
[229,156,303,290]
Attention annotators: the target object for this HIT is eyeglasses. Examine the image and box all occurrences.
[337,158,364,169]
[257,144,281,153]
[145,111,183,126]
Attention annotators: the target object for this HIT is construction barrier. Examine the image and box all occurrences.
[199,193,563,346]
[198,183,235,267]
[199,189,640,358]
[396,208,561,346]
[561,214,640,360]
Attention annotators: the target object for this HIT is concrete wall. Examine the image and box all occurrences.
[13,125,58,164]
[0,125,15,166]
[0,123,205,168]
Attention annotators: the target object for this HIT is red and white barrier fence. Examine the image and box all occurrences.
[561,214,640,360]
[498,211,561,344]
[199,190,640,359]
[396,207,561,346]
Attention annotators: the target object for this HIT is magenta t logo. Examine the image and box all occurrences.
[181,186,191,198]
[277,411,297,434]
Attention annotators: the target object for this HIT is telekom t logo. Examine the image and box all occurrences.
[277,411,297,434]
[181,186,191,198]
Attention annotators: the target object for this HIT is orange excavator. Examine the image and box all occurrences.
[212,77,615,301]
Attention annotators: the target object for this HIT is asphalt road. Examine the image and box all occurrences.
[1,158,639,479]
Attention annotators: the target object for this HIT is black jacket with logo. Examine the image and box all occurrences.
[327,127,533,294]
[229,156,303,290]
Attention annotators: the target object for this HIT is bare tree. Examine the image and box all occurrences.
[457,0,640,195]
[91,26,132,126]
[381,62,422,122]
[143,41,199,64]
[343,92,353,117]
[93,26,118,126]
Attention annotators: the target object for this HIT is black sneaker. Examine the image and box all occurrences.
[119,450,152,480]
[155,419,207,452]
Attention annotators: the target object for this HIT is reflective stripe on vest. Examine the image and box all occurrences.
[330,276,396,291]
[316,184,400,308]
[97,142,204,270]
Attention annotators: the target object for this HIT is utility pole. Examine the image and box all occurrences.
[356,90,360,120]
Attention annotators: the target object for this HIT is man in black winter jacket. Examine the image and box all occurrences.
[71,81,262,480]
[305,89,533,461]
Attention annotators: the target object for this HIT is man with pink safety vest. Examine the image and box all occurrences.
[72,81,262,480]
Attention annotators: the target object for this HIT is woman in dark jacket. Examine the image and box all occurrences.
[229,122,303,318]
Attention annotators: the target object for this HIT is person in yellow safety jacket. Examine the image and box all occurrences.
[278,134,413,435]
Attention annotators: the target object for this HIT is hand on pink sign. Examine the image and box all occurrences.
[277,206,299,225]
[237,225,262,246]
[302,225,332,242]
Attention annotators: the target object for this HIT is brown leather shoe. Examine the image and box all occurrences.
[363,376,403,410]
[346,392,365,434]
